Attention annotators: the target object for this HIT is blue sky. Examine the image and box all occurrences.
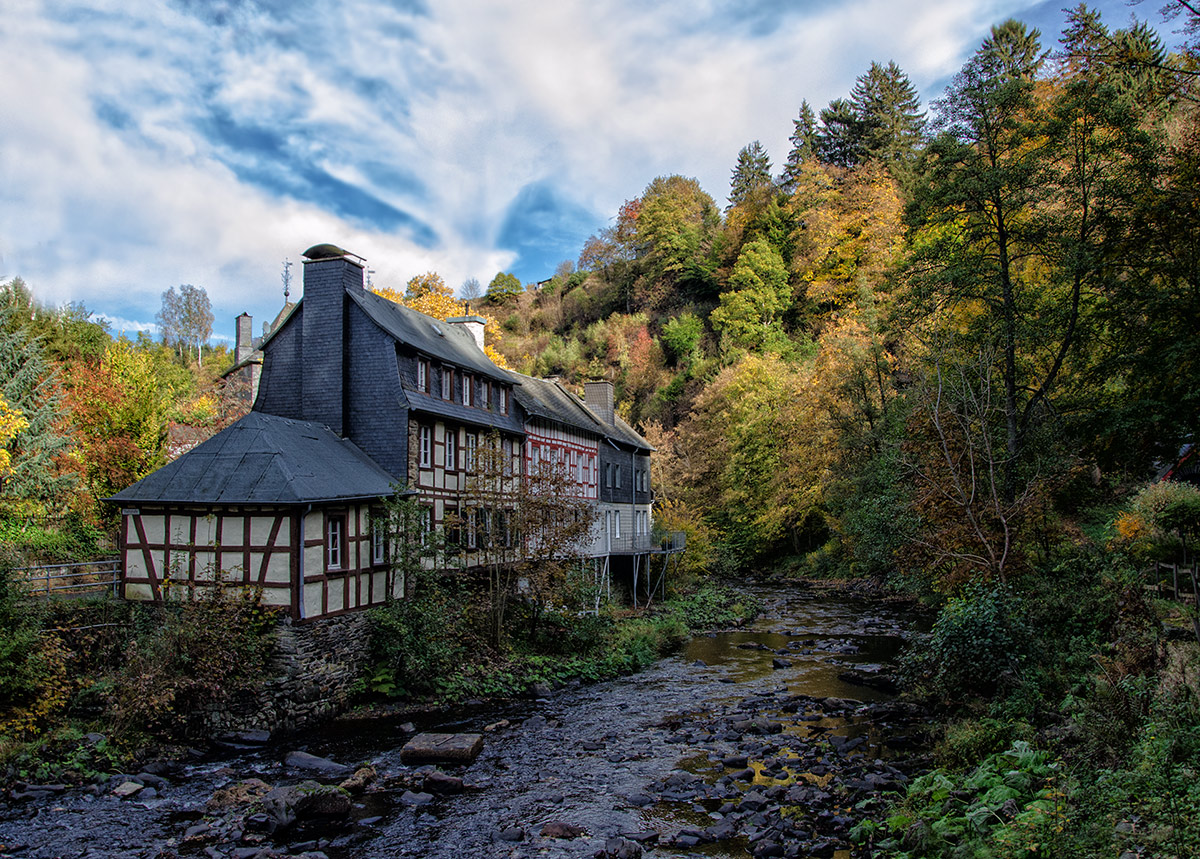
[0,0,1180,344]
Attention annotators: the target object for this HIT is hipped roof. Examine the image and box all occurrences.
[108,412,396,506]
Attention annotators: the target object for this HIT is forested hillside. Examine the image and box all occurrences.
[481,9,1199,586]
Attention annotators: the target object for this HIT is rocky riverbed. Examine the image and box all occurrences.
[0,584,932,859]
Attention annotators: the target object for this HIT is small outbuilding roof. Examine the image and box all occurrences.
[108,411,396,506]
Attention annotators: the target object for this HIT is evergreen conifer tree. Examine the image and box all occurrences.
[780,100,818,193]
[729,140,773,208]
[849,61,926,173]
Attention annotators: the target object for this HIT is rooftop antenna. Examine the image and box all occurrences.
[281,258,293,301]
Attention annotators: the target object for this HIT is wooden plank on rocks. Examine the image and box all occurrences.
[399,732,483,764]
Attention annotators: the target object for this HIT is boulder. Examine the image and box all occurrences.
[111,781,143,798]
[541,821,587,839]
[259,780,351,833]
[283,751,353,778]
[207,778,273,810]
[338,765,377,794]
[399,733,483,765]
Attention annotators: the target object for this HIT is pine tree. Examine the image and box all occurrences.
[0,280,74,508]
[729,140,773,208]
[849,61,926,173]
[817,99,864,168]
[780,100,818,193]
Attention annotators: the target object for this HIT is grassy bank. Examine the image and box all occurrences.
[362,582,758,706]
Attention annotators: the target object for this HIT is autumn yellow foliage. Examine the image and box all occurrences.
[372,282,510,369]
[0,395,29,477]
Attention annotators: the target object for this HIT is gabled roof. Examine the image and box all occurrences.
[512,374,653,452]
[512,375,606,437]
[349,288,518,384]
[108,412,396,506]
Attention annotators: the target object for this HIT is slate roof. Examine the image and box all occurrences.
[512,375,606,437]
[511,374,653,452]
[349,288,519,383]
[108,412,396,506]
[404,388,526,434]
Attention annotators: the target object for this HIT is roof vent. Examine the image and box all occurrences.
[431,323,444,336]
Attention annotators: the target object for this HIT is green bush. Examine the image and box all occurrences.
[0,550,47,716]
[901,582,1031,702]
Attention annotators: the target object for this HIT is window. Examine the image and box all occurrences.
[417,359,429,392]
[502,437,513,475]
[466,509,477,549]
[615,464,622,488]
[499,386,508,414]
[445,427,457,470]
[571,450,579,483]
[605,463,612,488]
[461,374,473,407]
[612,511,621,539]
[589,455,596,484]
[419,425,432,468]
[464,432,477,471]
[326,515,346,570]
[441,367,453,400]
[480,382,490,411]
[371,520,387,565]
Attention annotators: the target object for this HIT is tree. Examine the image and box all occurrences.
[460,277,483,302]
[817,98,865,168]
[634,175,720,307]
[907,19,1049,498]
[406,271,452,299]
[62,338,170,523]
[486,272,523,302]
[0,395,28,483]
[780,100,819,193]
[157,284,213,366]
[0,281,73,512]
[709,238,791,352]
[849,61,926,174]
[729,141,774,208]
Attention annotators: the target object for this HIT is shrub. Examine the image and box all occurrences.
[901,582,1031,702]
[109,579,277,740]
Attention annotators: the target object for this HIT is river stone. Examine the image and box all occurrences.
[338,765,377,794]
[207,778,273,810]
[400,790,434,806]
[541,821,586,838]
[284,751,353,778]
[260,780,351,831]
[112,781,143,798]
[497,825,525,841]
[423,771,464,793]
[400,733,483,765]
[602,836,643,858]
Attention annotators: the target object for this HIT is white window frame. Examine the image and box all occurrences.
[461,374,472,407]
[499,386,508,414]
[371,522,386,565]
[441,367,453,400]
[419,425,432,468]
[445,428,457,470]
[417,359,428,392]
[326,515,345,570]
[464,432,477,471]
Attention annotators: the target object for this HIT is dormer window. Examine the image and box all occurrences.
[441,367,453,400]
[417,359,429,393]
[480,382,491,411]
[499,386,508,415]
[462,374,473,407]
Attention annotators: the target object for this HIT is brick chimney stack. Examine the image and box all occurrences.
[235,312,253,364]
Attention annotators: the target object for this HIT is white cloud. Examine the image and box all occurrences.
[0,0,1159,337]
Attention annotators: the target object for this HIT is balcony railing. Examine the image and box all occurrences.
[604,531,686,555]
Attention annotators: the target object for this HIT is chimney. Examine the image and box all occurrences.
[235,312,253,363]
[446,313,487,352]
[301,243,365,434]
[584,380,614,424]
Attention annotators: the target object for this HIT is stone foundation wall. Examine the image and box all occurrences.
[202,612,372,736]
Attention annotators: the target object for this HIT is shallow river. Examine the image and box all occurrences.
[0,584,929,859]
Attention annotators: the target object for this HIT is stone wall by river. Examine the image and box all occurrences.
[0,584,931,859]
